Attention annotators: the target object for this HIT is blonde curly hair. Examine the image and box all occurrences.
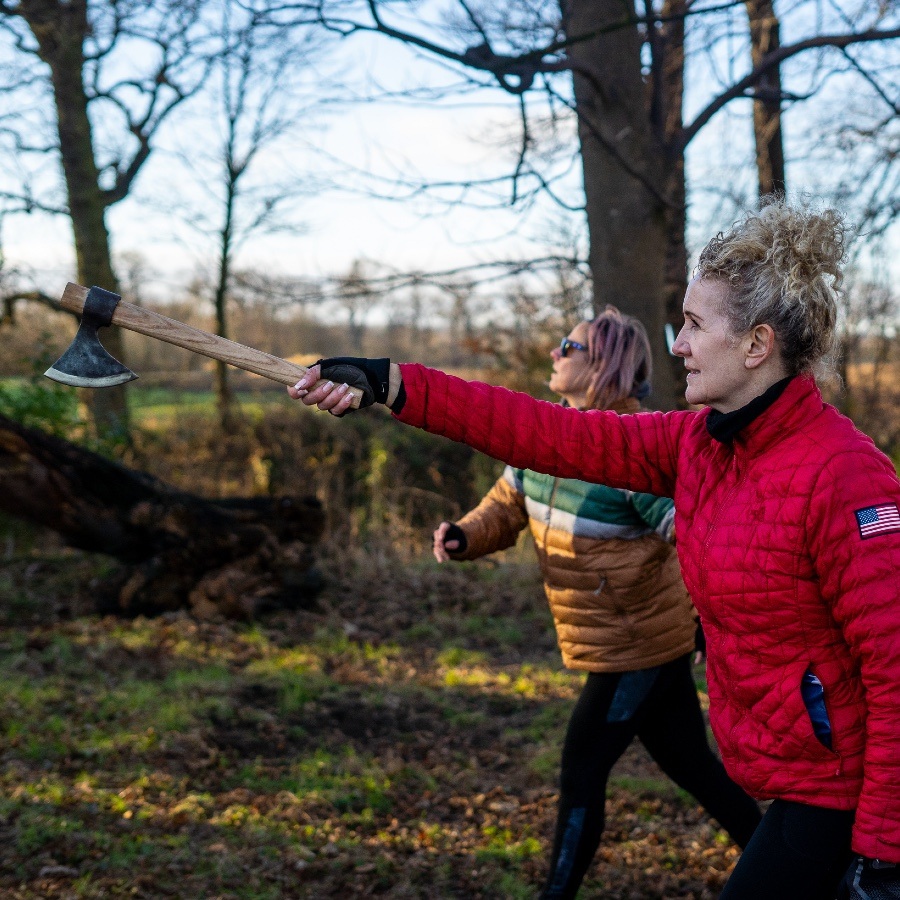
[696,197,845,377]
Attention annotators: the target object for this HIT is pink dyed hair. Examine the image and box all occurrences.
[583,305,652,410]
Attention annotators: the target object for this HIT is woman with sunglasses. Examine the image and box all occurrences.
[289,199,900,899]
[429,307,761,899]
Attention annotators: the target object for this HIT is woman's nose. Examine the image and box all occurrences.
[550,346,561,361]
[671,327,689,357]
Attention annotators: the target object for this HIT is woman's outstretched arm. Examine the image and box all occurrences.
[289,361,693,498]
[393,363,690,498]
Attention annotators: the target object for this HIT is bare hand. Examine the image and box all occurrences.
[287,364,355,416]
[433,521,460,563]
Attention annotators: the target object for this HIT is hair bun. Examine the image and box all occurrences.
[760,201,845,294]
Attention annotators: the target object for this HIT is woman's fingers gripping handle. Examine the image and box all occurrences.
[287,364,356,417]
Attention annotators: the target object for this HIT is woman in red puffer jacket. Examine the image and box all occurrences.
[290,199,900,900]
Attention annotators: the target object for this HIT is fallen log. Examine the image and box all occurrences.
[0,414,324,618]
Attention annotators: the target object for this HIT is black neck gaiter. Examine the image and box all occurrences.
[706,376,795,444]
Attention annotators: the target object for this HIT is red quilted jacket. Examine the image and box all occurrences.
[395,364,900,861]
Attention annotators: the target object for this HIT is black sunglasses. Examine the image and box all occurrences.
[559,337,588,357]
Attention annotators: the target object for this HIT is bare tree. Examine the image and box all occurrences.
[805,38,900,243]
[333,260,377,354]
[270,0,900,407]
[745,0,786,197]
[834,269,899,455]
[442,280,475,366]
[0,0,215,437]
[160,0,323,429]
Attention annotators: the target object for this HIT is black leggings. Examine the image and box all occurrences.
[542,653,762,900]
[720,799,854,900]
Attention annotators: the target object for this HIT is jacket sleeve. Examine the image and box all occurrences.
[808,445,900,862]
[628,492,676,543]
[452,467,529,561]
[395,364,690,498]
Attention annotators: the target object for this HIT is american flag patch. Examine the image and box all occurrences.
[855,504,900,539]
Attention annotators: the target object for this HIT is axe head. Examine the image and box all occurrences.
[44,286,138,388]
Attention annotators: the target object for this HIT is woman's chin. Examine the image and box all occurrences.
[684,385,705,407]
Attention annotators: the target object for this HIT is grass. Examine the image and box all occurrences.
[0,584,741,899]
[608,776,693,805]
[0,410,744,897]
[128,386,284,427]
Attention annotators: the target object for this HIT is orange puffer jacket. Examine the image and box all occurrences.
[451,457,694,672]
[395,366,900,863]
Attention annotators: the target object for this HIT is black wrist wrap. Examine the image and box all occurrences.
[317,357,392,408]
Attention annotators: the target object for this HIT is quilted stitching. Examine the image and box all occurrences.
[396,365,900,861]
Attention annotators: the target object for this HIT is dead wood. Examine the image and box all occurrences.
[0,414,324,618]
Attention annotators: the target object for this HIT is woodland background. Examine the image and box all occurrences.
[1,1,899,897]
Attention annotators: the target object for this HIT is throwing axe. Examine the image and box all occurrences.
[44,283,363,408]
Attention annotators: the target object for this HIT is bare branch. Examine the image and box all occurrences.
[0,290,62,328]
[839,47,900,114]
[681,27,900,148]
[235,253,590,309]
[544,79,673,210]
[510,93,531,204]
[456,0,491,46]
[300,0,748,96]
[0,190,67,216]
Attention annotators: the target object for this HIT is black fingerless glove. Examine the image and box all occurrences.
[316,357,406,413]
[838,856,900,900]
[317,357,388,407]
[443,523,468,555]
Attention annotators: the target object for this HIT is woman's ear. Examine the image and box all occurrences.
[744,323,778,370]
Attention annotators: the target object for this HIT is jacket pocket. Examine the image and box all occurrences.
[800,667,833,750]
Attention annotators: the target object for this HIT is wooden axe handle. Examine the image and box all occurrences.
[59,283,363,408]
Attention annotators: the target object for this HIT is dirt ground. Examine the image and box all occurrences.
[0,541,746,899]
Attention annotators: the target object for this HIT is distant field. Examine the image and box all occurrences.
[0,377,292,436]
[844,359,900,389]
[127,386,290,428]
[124,366,523,429]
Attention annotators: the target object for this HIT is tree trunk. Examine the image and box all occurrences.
[0,414,325,618]
[659,0,689,404]
[746,0,786,197]
[561,0,678,409]
[214,184,237,430]
[22,0,130,438]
